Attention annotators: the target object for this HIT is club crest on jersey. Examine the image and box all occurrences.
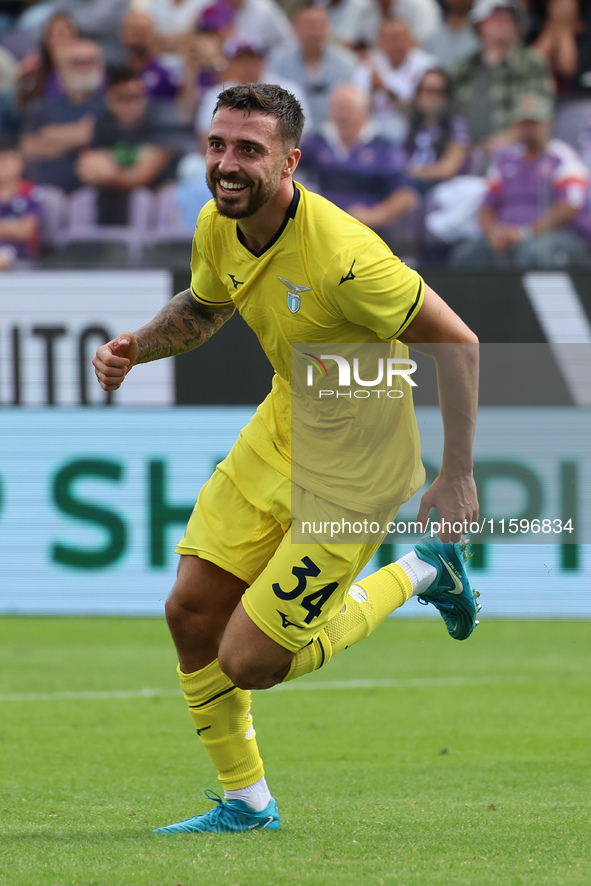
[277,276,311,313]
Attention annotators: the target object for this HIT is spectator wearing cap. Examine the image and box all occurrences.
[21,39,106,193]
[298,84,419,250]
[452,0,554,161]
[422,0,480,71]
[267,3,357,131]
[353,18,438,144]
[0,135,41,269]
[450,94,591,268]
[121,11,183,103]
[195,38,309,151]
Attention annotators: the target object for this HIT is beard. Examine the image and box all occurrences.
[64,71,103,93]
[206,164,282,219]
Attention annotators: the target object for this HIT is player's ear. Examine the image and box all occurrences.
[283,147,301,177]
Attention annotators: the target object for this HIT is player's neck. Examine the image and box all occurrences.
[237,181,296,253]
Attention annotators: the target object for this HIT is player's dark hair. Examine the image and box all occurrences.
[213,83,305,148]
[107,64,142,89]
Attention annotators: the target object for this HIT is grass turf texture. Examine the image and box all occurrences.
[0,617,589,886]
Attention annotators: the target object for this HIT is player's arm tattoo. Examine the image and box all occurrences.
[134,288,234,364]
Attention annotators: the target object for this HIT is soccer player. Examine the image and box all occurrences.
[93,83,480,834]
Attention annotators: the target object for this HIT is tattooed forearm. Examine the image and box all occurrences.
[134,289,234,364]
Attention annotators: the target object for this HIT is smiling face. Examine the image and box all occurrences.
[205,107,298,219]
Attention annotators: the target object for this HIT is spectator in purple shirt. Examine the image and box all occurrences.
[121,11,183,102]
[0,135,41,268]
[299,83,419,248]
[451,94,591,267]
[404,67,470,194]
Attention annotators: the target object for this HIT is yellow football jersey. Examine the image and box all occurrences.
[190,182,426,510]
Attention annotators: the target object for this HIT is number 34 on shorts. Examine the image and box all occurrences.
[241,537,376,652]
[272,555,339,629]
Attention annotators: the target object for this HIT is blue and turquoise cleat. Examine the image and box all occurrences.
[153,789,280,834]
[414,540,481,640]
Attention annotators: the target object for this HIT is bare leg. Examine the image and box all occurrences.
[165,554,247,673]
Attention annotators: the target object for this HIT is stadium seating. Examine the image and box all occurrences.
[60,187,156,265]
[35,184,68,252]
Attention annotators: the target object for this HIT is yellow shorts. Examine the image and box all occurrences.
[176,435,385,652]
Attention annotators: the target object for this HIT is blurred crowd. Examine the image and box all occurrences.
[2,0,591,269]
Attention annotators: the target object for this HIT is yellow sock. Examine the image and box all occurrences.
[284,562,412,680]
[179,659,264,790]
[283,629,332,682]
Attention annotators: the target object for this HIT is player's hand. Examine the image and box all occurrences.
[416,472,479,542]
[77,150,118,185]
[93,332,139,392]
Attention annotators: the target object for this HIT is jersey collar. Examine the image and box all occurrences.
[236,184,300,257]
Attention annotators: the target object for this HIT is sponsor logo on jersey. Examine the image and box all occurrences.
[228,274,244,289]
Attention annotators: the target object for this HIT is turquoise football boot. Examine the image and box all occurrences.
[153,790,280,834]
[414,540,481,640]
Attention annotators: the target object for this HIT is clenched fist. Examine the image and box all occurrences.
[93,332,139,392]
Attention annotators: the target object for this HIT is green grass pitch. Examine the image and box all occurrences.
[1,616,590,886]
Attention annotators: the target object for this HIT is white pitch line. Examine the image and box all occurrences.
[0,676,529,703]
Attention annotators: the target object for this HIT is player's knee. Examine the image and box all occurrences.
[218,647,280,691]
[218,647,256,689]
[164,591,215,639]
[164,593,185,631]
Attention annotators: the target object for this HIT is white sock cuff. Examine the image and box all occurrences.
[396,551,437,596]
[224,775,271,812]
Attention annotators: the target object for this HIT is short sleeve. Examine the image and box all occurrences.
[190,210,234,307]
[323,236,424,341]
[550,143,590,210]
